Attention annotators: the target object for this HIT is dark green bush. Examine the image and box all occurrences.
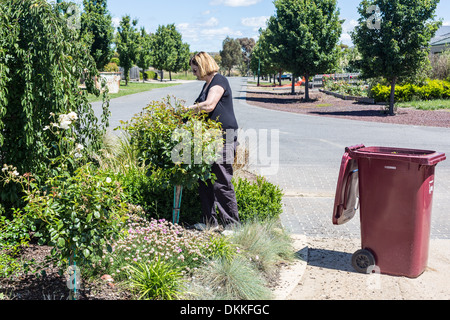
[119,168,284,225]
[119,167,202,225]
[234,176,283,222]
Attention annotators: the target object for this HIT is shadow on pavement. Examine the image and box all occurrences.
[307,247,359,274]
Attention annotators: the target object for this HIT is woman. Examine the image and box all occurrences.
[187,51,240,231]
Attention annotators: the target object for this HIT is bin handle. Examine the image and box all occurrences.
[345,144,365,153]
[343,170,357,210]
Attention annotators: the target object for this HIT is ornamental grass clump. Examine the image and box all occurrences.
[126,259,186,300]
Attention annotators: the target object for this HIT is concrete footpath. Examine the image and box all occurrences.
[273,235,450,300]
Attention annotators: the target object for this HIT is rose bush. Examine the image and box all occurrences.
[1,112,129,270]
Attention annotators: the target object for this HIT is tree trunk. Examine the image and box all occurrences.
[389,77,397,115]
[304,73,310,101]
[169,71,172,81]
[160,70,164,82]
[278,70,282,86]
[291,75,295,95]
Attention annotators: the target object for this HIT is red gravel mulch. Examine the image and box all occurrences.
[245,86,450,128]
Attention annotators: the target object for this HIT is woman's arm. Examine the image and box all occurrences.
[187,85,225,113]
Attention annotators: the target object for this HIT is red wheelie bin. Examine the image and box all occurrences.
[333,144,446,278]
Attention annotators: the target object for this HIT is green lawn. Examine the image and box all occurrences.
[87,81,181,103]
[396,99,450,111]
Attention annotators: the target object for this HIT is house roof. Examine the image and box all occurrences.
[431,26,450,46]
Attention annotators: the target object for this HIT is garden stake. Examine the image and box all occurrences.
[172,185,183,224]
[68,252,77,300]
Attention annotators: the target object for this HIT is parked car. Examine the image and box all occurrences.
[277,74,292,81]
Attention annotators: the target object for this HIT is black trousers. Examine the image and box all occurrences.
[198,138,240,227]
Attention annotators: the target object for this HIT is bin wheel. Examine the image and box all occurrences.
[352,249,375,274]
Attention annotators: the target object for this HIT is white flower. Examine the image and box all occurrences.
[74,153,82,159]
[43,125,50,131]
[67,111,78,121]
[106,177,112,183]
[12,170,19,176]
[75,143,84,151]
[59,120,72,130]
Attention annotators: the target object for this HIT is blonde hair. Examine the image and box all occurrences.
[190,52,219,78]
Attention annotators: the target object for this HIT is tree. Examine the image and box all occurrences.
[267,0,342,99]
[250,28,283,85]
[136,27,153,82]
[220,37,242,76]
[351,0,441,115]
[80,0,114,71]
[116,15,139,85]
[151,24,187,81]
[0,0,109,215]
[174,42,191,77]
[238,37,256,76]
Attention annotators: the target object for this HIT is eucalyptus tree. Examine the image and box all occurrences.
[220,37,243,76]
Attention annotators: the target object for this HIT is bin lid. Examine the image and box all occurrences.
[347,146,446,166]
[333,152,359,225]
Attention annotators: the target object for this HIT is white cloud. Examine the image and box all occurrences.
[210,0,262,7]
[443,21,450,26]
[241,16,269,30]
[203,17,220,27]
[342,19,358,33]
[176,22,242,49]
[111,17,121,28]
[340,33,353,46]
[339,19,358,46]
[202,27,243,38]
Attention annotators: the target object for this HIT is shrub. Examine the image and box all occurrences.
[1,113,128,269]
[118,165,202,223]
[233,176,283,222]
[103,62,119,72]
[0,211,31,277]
[371,79,450,102]
[119,97,223,190]
[90,215,213,281]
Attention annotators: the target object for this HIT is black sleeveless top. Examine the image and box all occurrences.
[195,74,239,134]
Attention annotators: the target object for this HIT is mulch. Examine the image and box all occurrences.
[0,242,132,300]
[245,86,450,128]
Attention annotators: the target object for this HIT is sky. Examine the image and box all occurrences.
[66,0,450,53]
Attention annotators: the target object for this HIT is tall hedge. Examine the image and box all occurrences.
[0,0,110,212]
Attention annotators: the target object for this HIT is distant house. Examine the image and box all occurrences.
[430,26,450,54]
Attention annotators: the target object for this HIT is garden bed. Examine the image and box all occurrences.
[319,89,377,104]
[245,85,450,128]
